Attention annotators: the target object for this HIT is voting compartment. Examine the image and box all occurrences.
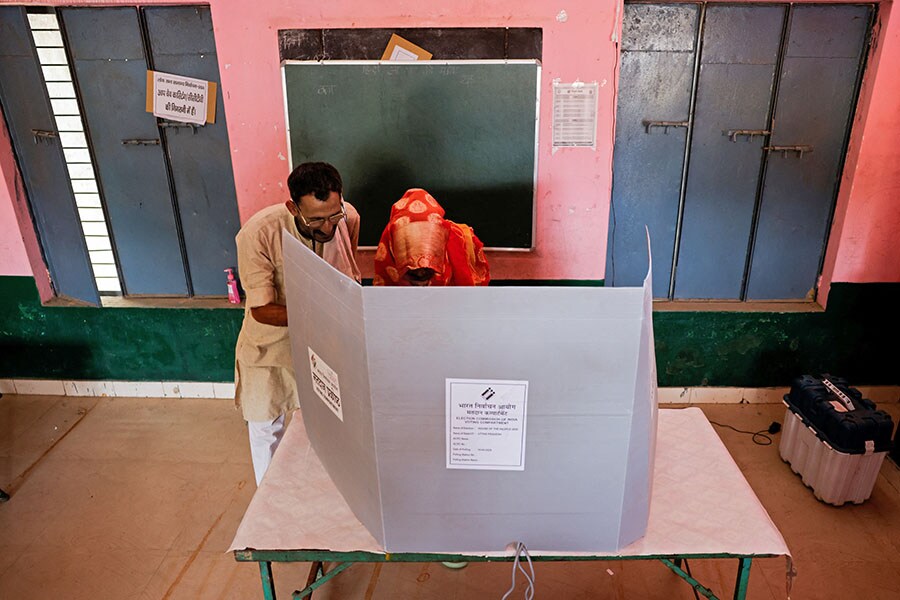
[779,376,894,506]
[283,234,658,552]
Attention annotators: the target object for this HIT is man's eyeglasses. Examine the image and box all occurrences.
[297,201,346,229]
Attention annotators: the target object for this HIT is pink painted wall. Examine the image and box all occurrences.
[0,0,619,283]
[0,102,54,299]
[819,1,900,304]
[0,115,31,276]
[211,0,618,281]
[0,0,897,296]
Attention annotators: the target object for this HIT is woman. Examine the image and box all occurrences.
[373,188,490,287]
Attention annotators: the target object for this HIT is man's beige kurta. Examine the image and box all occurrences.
[234,202,361,422]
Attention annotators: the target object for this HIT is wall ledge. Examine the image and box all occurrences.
[653,300,825,313]
[2,380,897,405]
[0,379,235,399]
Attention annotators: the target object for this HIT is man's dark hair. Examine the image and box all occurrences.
[287,162,343,203]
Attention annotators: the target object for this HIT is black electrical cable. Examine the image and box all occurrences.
[709,420,781,446]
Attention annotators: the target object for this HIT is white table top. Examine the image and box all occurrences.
[230,407,790,559]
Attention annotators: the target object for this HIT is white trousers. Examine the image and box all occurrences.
[247,414,286,486]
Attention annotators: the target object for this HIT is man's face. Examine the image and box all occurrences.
[288,191,343,243]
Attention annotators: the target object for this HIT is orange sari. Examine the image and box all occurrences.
[373,189,490,286]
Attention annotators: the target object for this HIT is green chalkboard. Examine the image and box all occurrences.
[283,61,539,248]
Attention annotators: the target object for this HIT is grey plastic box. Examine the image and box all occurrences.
[284,234,658,552]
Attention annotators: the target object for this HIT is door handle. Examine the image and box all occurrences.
[764,144,813,158]
[726,129,770,142]
[159,121,199,134]
[121,138,160,146]
[642,120,689,134]
[31,129,58,144]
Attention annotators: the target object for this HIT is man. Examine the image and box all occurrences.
[234,162,361,485]
[373,188,489,287]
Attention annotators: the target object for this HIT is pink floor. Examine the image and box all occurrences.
[1,395,898,599]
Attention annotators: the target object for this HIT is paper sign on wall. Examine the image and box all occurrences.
[145,70,216,125]
[552,81,599,149]
[309,348,343,421]
[446,379,528,470]
[381,33,433,61]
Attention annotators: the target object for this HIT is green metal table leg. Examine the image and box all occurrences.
[660,559,719,600]
[293,562,354,600]
[733,557,752,600]
[304,561,323,595]
[681,559,703,600]
[259,561,277,600]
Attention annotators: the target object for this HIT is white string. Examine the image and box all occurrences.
[501,542,536,600]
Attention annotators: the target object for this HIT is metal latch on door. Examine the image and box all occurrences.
[159,121,200,134]
[642,120,689,134]
[121,138,161,146]
[763,145,813,158]
[725,129,770,142]
[31,129,58,144]
[723,129,812,157]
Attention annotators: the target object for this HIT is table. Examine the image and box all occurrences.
[230,407,791,599]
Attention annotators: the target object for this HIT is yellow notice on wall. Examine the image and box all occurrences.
[381,34,433,61]
[145,70,217,125]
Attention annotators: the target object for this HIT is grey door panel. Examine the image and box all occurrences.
[608,3,698,296]
[144,6,218,56]
[0,7,99,305]
[62,7,189,296]
[747,5,872,299]
[145,6,240,296]
[700,5,786,64]
[610,3,869,301]
[674,6,785,299]
[785,4,871,59]
[620,4,698,53]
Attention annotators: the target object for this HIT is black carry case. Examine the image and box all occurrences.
[785,375,894,455]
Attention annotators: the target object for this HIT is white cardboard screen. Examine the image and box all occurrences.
[284,233,657,552]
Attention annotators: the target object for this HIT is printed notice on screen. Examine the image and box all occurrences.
[308,347,343,421]
[446,379,528,470]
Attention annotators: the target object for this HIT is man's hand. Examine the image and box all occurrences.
[250,303,288,326]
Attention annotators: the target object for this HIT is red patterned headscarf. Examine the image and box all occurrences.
[373,189,490,286]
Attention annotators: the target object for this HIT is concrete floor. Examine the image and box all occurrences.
[1,394,898,599]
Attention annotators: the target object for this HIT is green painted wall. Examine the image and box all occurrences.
[0,276,896,386]
[654,284,899,386]
[0,277,242,382]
